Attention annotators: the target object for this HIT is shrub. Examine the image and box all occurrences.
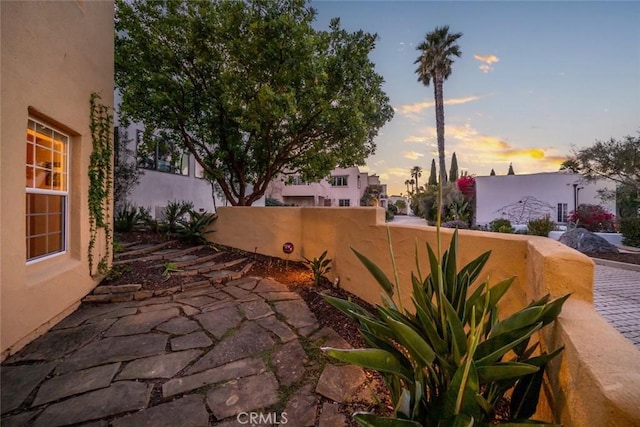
[527,214,556,236]
[176,210,217,243]
[388,203,398,215]
[322,230,568,425]
[302,250,332,286]
[568,204,615,232]
[164,200,194,232]
[266,197,285,206]
[386,208,395,221]
[620,217,640,247]
[441,219,469,229]
[114,202,140,232]
[490,218,514,233]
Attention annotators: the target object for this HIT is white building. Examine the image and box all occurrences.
[475,171,615,226]
[267,167,388,208]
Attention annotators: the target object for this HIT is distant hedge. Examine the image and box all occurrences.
[620,217,640,247]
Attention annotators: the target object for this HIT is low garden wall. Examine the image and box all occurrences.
[211,206,640,426]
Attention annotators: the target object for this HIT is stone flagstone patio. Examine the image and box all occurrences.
[1,277,385,426]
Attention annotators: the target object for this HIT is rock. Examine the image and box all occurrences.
[1,363,56,414]
[205,372,279,420]
[559,228,619,254]
[111,395,209,427]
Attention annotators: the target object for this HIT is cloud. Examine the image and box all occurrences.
[398,95,482,115]
[403,151,425,160]
[474,54,500,73]
[403,135,431,143]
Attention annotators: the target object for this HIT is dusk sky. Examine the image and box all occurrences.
[311,1,640,195]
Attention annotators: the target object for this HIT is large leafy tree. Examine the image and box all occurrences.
[563,134,640,193]
[414,26,462,185]
[115,0,393,205]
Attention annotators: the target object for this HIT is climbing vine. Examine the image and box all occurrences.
[88,93,114,276]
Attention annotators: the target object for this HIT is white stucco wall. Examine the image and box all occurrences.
[475,172,616,226]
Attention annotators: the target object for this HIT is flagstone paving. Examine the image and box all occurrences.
[1,276,382,426]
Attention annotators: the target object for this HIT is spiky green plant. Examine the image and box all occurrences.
[322,230,568,426]
[176,210,217,244]
[303,250,332,286]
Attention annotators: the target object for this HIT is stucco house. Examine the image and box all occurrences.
[475,171,616,226]
[267,167,389,208]
[1,1,114,360]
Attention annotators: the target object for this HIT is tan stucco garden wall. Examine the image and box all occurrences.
[212,206,640,426]
[0,1,114,359]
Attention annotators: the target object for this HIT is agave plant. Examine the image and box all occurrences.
[164,199,194,233]
[322,228,568,426]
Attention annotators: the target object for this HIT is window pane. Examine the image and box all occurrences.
[48,195,62,212]
[27,142,35,165]
[26,166,35,187]
[35,145,51,168]
[48,233,62,253]
[34,168,50,189]
[48,213,62,232]
[35,124,53,149]
[29,235,48,259]
[32,214,47,235]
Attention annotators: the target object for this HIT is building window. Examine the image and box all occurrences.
[26,119,68,261]
[331,175,348,187]
[290,175,306,185]
[339,199,350,207]
[557,203,568,223]
[137,131,189,176]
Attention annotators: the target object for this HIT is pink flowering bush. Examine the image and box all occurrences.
[568,204,616,232]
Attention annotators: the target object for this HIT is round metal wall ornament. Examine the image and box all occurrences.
[282,242,294,254]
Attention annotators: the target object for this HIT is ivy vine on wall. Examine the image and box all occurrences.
[88,92,113,276]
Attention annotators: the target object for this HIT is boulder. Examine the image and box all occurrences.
[559,228,619,254]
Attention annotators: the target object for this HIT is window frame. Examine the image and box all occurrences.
[331,175,348,187]
[338,199,350,207]
[136,130,190,176]
[26,118,69,264]
[557,203,568,223]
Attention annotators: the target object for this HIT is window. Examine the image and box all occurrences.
[26,119,68,261]
[331,175,348,187]
[339,199,350,207]
[557,203,568,223]
[290,175,306,185]
[137,130,189,176]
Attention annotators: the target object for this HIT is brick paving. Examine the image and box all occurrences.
[593,264,640,349]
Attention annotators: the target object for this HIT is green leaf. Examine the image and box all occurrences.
[322,294,371,321]
[511,347,565,419]
[323,348,411,381]
[382,315,436,367]
[352,247,394,297]
[414,302,448,354]
[352,413,422,427]
[538,294,570,326]
[457,250,491,286]
[440,414,475,427]
[443,298,467,360]
[488,277,515,307]
[395,388,412,418]
[475,323,542,366]
[476,362,539,382]
[443,361,480,418]
[489,306,545,338]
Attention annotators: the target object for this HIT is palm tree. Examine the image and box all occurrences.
[409,178,416,194]
[414,26,462,185]
[411,166,423,193]
[404,179,412,194]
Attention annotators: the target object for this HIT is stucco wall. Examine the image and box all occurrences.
[211,206,640,426]
[1,1,114,359]
[476,172,616,225]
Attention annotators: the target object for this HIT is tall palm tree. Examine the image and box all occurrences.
[411,166,423,193]
[414,26,462,185]
[409,178,415,194]
[404,179,412,194]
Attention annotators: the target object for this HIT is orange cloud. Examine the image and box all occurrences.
[474,54,500,73]
[398,96,482,115]
[403,151,425,160]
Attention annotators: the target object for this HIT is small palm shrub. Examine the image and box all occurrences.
[176,210,216,243]
[114,202,140,232]
[568,204,615,232]
[322,229,568,426]
[527,215,556,237]
[164,200,194,232]
[490,218,514,234]
[303,250,332,286]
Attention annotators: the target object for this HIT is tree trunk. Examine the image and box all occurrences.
[434,75,447,185]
